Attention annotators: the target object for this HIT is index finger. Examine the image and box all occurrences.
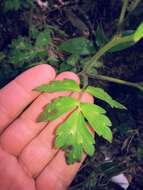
[0,64,56,133]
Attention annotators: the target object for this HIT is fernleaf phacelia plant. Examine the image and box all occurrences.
[35,79,126,164]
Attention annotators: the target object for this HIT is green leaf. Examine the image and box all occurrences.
[35,29,51,48]
[58,63,73,73]
[35,79,80,93]
[111,100,127,109]
[38,96,79,122]
[80,102,106,114]
[101,126,113,143]
[67,54,79,66]
[4,0,21,11]
[9,41,38,65]
[10,37,32,51]
[59,37,95,55]
[86,86,126,109]
[8,37,39,66]
[10,49,37,65]
[55,110,95,164]
[47,56,58,65]
[80,103,112,142]
[96,24,109,47]
[134,22,143,42]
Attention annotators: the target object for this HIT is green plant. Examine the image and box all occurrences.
[3,0,33,12]
[0,25,61,68]
[1,0,143,164]
[34,1,143,164]
[35,79,126,164]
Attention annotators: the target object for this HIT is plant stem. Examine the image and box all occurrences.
[118,0,129,29]
[78,72,88,89]
[88,73,143,91]
[80,2,141,91]
[83,34,133,74]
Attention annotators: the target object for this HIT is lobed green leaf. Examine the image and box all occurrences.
[80,102,112,142]
[37,96,79,122]
[35,79,80,93]
[86,86,126,109]
[59,37,95,55]
[55,110,95,164]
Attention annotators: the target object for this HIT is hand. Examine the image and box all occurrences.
[0,64,92,190]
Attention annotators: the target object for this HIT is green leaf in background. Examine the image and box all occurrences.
[8,34,50,66]
[35,29,52,48]
[58,63,73,73]
[9,37,37,65]
[55,110,95,164]
[38,96,79,122]
[35,79,80,92]
[86,86,126,109]
[96,24,109,47]
[10,49,37,65]
[80,103,112,142]
[4,0,21,11]
[59,37,95,55]
[134,22,143,42]
[10,37,32,51]
[81,102,106,114]
[67,54,79,66]
[47,56,58,65]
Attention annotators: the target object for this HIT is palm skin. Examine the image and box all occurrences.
[0,64,93,190]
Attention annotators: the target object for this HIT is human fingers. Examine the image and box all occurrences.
[0,64,56,134]
[36,151,85,190]
[35,92,93,190]
[18,92,93,179]
[0,147,35,190]
[0,72,79,156]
